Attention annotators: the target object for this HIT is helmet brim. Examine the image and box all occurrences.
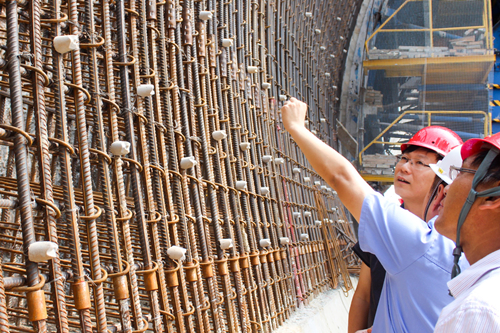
[429,163,452,184]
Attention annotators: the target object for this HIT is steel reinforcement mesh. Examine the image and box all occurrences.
[0,0,362,332]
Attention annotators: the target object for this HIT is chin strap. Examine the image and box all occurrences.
[452,148,500,279]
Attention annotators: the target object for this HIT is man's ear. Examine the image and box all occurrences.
[432,183,446,207]
[478,181,500,211]
[478,195,500,210]
[426,183,446,222]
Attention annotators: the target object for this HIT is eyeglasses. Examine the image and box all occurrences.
[395,155,431,171]
[449,165,477,181]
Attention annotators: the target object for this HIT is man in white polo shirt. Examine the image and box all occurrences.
[434,132,500,332]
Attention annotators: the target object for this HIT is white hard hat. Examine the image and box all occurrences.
[429,145,463,184]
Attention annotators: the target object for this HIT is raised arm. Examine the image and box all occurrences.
[281,98,373,221]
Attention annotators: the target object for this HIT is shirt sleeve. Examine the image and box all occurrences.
[358,192,437,275]
[434,306,500,333]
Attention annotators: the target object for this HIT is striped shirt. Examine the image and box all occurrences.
[434,249,500,333]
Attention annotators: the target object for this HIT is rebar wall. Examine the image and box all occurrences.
[0,0,362,331]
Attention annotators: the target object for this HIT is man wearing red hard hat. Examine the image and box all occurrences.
[433,132,500,332]
[280,97,469,333]
[349,126,463,333]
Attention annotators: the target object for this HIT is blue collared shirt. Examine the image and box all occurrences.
[359,193,469,333]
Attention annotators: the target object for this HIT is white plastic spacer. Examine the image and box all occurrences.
[314,181,321,186]
[262,155,273,163]
[219,239,234,250]
[110,141,131,156]
[279,95,287,101]
[53,35,79,54]
[321,185,327,190]
[260,239,271,248]
[274,158,285,165]
[280,237,290,245]
[305,12,313,18]
[235,180,247,190]
[199,11,213,20]
[221,38,233,47]
[304,211,312,218]
[29,241,58,263]
[261,82,271,90]
[293,212,301,218]
[315,29,321,34]
[324,72,331,78]
[300,233,309,241]
[247,66,259,74]
[303,176,310,182]
[137,84,155,97]
[260,187,270,195]
[320,46,326,51]
[167,246,187,261]
[240,142,251,151]
[180,156,197,169]
[293,167,301,174]
[212,130,227,141]
[315,220,322,226]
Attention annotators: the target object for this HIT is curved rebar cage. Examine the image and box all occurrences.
[0,0,361,331]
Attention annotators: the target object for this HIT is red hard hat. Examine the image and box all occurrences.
[401,126,463,156]
[461,132,500,161]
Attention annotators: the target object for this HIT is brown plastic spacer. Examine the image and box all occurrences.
[200,258,214,278]
[27,289,47,322]
[143,271,159,291]
[267,252,275,263]
[72,281,91,310]
[239,256,250,269]
[281,250,287,260]
[260,252,268,264]
[165,270,179,287]
[165,261,180,287]
[184,261,198,282]
[113,275,129,300]
[228,257,240,273]
[274,250,281,261]
[250,251,260,266]
[216,260,229,276]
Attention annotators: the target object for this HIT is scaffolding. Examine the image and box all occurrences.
[359,0,494,181]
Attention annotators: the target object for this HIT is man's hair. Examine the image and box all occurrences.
[403,145,443,162]
[471,149,500,186]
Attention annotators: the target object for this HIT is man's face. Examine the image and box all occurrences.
[394,148,440,204]
[434,157,477,240]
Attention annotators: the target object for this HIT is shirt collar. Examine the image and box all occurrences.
[448,249,500,298]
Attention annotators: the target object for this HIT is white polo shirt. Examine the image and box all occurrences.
[435,249,500,332]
